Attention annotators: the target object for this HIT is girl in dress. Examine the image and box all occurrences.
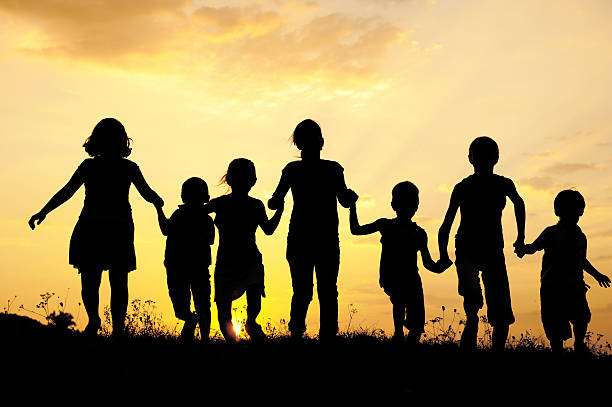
[207,158,283,342]
[29,118,163,336]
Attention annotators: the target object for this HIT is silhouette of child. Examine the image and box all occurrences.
[28,118,163,337]
[438,137,525,351]
[350,182,444,343]
[515,190,610,353]
[207,158,283,343]
[156,177,214,342]
[268,119,358,341]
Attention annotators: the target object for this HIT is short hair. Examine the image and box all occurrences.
[181,177,209,203]
[392,181,419,205]
[469,137,499,167]
[222,158,256,189]
[554,189,585,218]
[292,119,323,151]
[83,118,132,157]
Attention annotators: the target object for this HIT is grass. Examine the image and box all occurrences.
[2,295,611,402]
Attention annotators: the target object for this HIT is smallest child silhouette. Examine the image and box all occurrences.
[156,177,214,342]
[350,181,445,343]
[515,190,610,353]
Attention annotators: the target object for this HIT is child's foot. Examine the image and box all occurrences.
[392,332,404,343]
[82,317,101,337]
[574,342,590,356]
[245,322,266,342]
[180,316,197,342]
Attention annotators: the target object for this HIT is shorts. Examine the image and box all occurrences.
[383,273,425,333]
[540,281,591,341]
[455,248,515,326]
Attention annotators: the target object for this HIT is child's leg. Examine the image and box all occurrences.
[391,302,405,340]
[108,269,129,335]
[216,301,236,343]
[314,252,340,340]
[456,254,483,349]
[572,322,588,352]
[491,324,509,351]
[80,268,103,333]
[245,285,265,341]
[550,338,564,353]
[191,272,211,342]
[287,259,315,338]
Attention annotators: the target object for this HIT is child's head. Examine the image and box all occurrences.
[222,158,257,193]
[181,177,209,205]
[391,181,419,218]
[554,189,585,223]
[83,118,132,157]
[468,137,499,170]
[292,119,324,152]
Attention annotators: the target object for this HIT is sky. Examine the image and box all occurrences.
[1,0,611,345]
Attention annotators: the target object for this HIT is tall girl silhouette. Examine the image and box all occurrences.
[268,119,357,340]
[28,118,163,336]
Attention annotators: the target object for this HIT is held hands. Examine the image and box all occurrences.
[28,212,46,230]
[153,195,164,208]
[513,239,526,258]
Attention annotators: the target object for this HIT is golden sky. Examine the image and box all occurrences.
[1,0,612,342]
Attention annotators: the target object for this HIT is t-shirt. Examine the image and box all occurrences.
[74,157,160,220]
[208,194,267,268]
[453,173,516,250]
[164,204,214,269]
[532,223,586,287]
[375,218,427,289]
[271,159,349,240]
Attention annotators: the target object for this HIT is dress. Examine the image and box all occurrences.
[68,157,160,272]
[209,194,267,303]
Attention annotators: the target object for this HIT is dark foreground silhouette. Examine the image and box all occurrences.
[1,313,610,403]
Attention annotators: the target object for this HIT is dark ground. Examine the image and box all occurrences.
[1,313,610,403]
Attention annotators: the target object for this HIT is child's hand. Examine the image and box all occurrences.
[153,196,164,208]
[594,272,611,288]
[28,212,46,230]
[513,241,526,258]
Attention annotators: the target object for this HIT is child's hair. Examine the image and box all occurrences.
[554,189,585,218]
[469,136,499,167]
[181,177,209,204]
[292,119,323,151]
[83,118,132,157]
[391,181,419,213]
[220,158,257,191]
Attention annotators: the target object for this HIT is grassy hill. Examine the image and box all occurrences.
[1,311,611,403]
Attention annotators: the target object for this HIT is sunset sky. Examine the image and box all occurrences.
[1,0,612,343]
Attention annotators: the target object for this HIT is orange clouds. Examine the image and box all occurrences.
[0,0,408,96]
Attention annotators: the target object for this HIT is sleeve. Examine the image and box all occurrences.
[532,227,552,251]
[334,163,353,208]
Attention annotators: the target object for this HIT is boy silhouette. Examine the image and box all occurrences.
[156,177,214,341]
[438,137,525,351]
[350,181,444,344]
[515,190,610,353]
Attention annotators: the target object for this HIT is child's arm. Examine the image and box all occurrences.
[583,259,611,288]
[437,186,460,268]
[505,179,526,252]
[259,201,284,235]
[419,233,445,274]
[155,206,170,236]
[349,205,380,235]
[29,164,86,230]
[268,170,289,210]
[132,166,164,208]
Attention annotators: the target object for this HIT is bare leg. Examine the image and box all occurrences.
[392,303,405,341]
[492,324,509,351]
[246,285,265,341]
[573,322,589,353]
[109,269,128,336]
[80,268,102,335]
[217,301,237,343]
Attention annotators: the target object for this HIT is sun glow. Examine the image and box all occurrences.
[232,319,243,338]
